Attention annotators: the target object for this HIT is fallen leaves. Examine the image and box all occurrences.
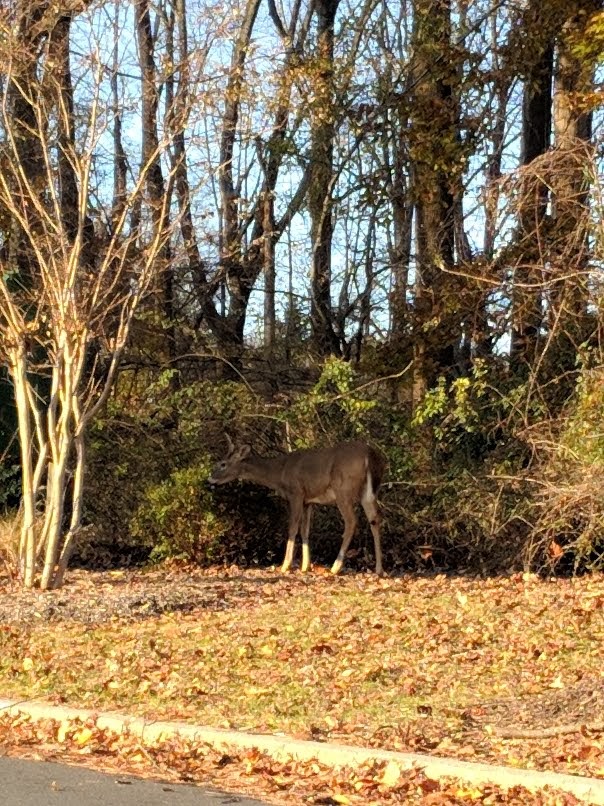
[0,713,586,805]
[379,759,402,787]
[0,567,603,783]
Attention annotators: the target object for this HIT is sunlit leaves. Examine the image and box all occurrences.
[0,567,603,783]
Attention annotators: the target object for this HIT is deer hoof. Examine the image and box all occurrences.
[330,562,343,575]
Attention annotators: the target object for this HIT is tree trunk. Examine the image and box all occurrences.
[168,0,225,347]
[549,0,599,370]
[262,190,276,355]
[11,347,36,588]
[6,3,46,289]
[308,0,342,357]
[387,97,413,343]
[216,0,262,363]
[135,0,177,379]
[111,1,128,227]
[408,0,457,401]
[510,6,556,372]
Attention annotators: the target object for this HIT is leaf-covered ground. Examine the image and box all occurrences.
[0,566,603,794]
[0,713,588,805]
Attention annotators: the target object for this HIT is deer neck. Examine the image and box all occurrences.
[239,456,286,494]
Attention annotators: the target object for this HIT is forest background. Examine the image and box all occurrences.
[0,0,604,588]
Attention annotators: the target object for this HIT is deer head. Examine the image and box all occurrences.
[208,436,251,485]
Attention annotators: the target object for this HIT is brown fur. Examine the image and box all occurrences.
[209,440,386,575]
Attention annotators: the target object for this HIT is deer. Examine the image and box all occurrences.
[208,437,386,575]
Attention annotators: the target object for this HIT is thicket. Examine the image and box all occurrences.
[68,350,604,576]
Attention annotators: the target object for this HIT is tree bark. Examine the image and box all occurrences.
[510,4,556,372]
[135,0,177,378]
[549,0,600,368]
[111,1,128,227]
[308,0,342,357]
[386,95,413,343]
[216,0,262,360]
[408,0,457,401]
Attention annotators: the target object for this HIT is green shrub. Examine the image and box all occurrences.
[278,357,378,447]
[130,461,227,564]
[131,464,289,567]
[81,415,178,566]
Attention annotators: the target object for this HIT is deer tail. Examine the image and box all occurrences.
[367,446,386,496]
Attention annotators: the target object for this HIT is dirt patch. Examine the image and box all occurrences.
[0,566,284,625]
[474,676,604,733]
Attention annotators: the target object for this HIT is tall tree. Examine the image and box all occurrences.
[549,0,601,366]
[308,0,342,356]
[408,0,458,400]
[509,1,560,372]
[0,2,181,587]
[135,0,177,377]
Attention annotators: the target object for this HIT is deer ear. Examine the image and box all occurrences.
[225,434,235,455]
[237,444,251,460]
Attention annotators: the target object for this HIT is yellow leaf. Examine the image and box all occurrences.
[22,657,34,672]
[380,760,401,787]
[74,727,94,746]
[332,795,352,805]
[341,668,354,678]
[549,674,564,689]
[455,787,485,800]
[260,645,273,656]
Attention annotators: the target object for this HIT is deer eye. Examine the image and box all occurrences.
[219,462,227,470]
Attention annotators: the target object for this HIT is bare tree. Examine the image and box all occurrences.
[408,0,458,400]
[549,0,601,363]
[308,0,343,356]
[0,4,181,588]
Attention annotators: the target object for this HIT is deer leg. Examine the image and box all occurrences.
[362,495,383,576]
[300,505,313,573]
[281,497,303,573]
[331,498,357,575]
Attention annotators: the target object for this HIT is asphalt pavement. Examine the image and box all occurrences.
[0,756,268,806]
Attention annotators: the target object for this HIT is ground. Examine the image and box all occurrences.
[0,565,603,804]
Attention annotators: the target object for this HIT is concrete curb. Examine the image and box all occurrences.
[1,698,603,804]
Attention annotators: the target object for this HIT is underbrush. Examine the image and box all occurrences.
[0,510,19,577]
[21,358,604,575]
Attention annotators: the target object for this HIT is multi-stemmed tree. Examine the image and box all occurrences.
[0,1,181,588]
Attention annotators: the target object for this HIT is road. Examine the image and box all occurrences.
[0,756,268,806]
